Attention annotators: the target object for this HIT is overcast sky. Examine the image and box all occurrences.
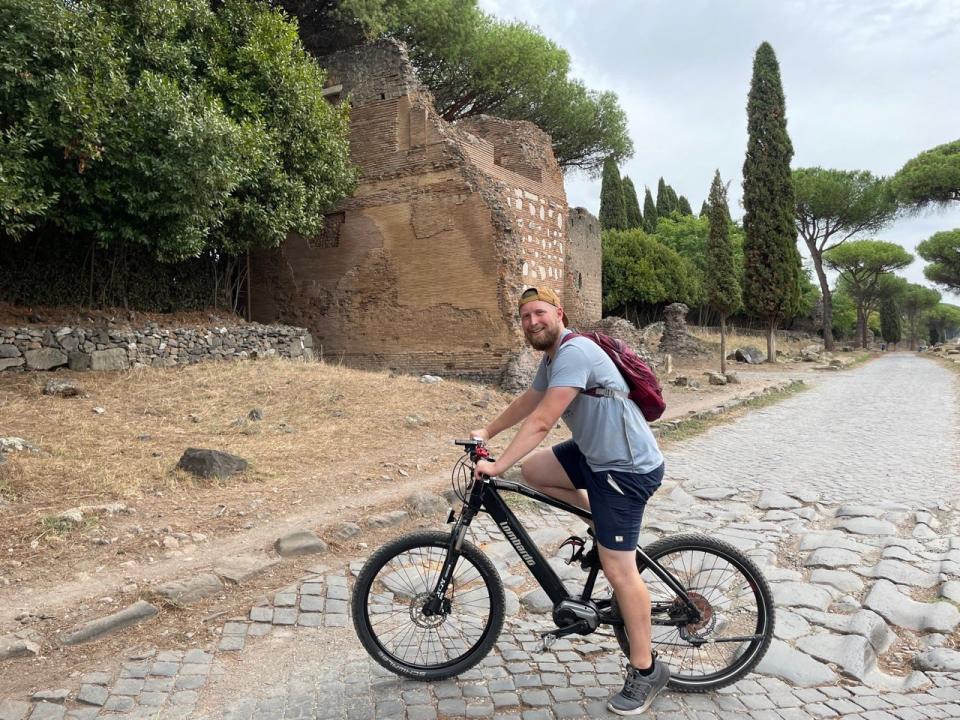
[478,0,960,303]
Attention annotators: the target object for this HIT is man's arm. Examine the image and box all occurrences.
[475,386,580,477]
[471,387,543,441]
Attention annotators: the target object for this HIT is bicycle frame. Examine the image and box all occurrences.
[427,472,701,625]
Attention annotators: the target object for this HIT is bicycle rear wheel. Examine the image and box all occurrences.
[612,533,775,692]
[352,530,505,681]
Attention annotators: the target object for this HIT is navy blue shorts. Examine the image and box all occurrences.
[552,440,663,551]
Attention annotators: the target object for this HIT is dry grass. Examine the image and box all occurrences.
[0,358,508,573]
[685,327,815,356]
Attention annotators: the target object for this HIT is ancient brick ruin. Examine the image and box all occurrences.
[249,40,601,378]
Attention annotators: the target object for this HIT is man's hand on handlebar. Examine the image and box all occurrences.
[469,428,489,443]
[473,459,498,480]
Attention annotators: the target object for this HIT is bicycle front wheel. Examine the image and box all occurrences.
[612,533,775,692]
[352,530,505,681]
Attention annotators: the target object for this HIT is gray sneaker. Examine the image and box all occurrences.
[607,657,670,715]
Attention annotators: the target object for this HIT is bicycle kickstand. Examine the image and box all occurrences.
[539,620,589,652]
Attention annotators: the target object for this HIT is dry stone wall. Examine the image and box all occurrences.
[0,323,313,373]
[563,207,602,327]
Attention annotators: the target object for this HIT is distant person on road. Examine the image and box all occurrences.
[470,286,669,716]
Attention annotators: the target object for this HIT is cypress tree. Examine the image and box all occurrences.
[705,170,742,374]
[598,156,628,230]
[879,296,902,347]
[642,188,657,232]
[741,42,799,363]
[699,200,710,217]
[622,176,643,229]
[677,195,693,215]
[656,177,678,217]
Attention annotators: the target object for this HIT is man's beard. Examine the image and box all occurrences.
[525,324,560,351]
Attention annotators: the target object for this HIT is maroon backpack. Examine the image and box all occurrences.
[560,332,666,421]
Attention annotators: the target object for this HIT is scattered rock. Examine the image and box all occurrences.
[406,491,448,517]
[176,448,248,480]
[366,510,409,529]
[704,371,727,386]
[724,371,740,384]
[0,634,40,660]
[734,346,765,364]
[92,406,105,414]
[154,574,223,605]
[274,530,328,557]
[419,374,442,384]
[0,437,38,454]
[333,522,361,540]
[56,508,84,526]
[59,601,158,646]
[671,376,690,387]
[404,414,428,428]
[42,379,81,397]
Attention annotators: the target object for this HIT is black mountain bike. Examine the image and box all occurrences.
[352,440,775,692]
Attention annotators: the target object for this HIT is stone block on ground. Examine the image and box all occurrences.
[861,559,939,588]
[214,554,280,585]
[0,634,40,660]
[42,380,81,397]
[59,601,158,646]
[24,348,67,370]
[864,579,960,632]
[366,510,409,529]
[406,491,449,517]
[154,574,223,605]
[793,608,894,653]
[176,448,248,480]
[834,517,897,536]
[90,348,129,371]
[754,639,838,686]
[912,648,960,671]
[771,582,833,611]
[795,632,876,681]
[274,530,328,557]
[734,346,765,364]
[804,547,861,569]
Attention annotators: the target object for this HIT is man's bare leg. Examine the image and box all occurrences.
[598,545,653,669]
[520,448,590,512]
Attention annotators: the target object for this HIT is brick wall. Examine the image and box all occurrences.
[564,207,603,327]
[249,41,572,378]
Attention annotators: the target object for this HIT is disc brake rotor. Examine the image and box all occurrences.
[410,593,448,629]
[681,591,716,638]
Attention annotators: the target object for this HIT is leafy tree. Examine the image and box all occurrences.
[656,177,678,217]
[916,229,960,293]
[598,157,627,230]
[324,0,632,174]
[642,188,658,233]
[621,176,643,229]
[891,140,960,207]
[823,240,913,348]
[704,171,741,373]
[901,283,941,349]
[741,42,800,362]
[925,303,960,343]
[1,0,355,308]
[880,296,903,347]
[831,286,858,340]
[601,229,701,324]
[653,212,745,294]
[793,167,899,350]
[677,195,693,216]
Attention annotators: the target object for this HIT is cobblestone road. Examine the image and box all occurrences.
[3,354,959,720]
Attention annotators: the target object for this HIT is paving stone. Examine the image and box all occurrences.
[774,609,812,640]
[102,695,135,712]
[805,547,862,568]
[58,601,158,646]
[214,554,280,584]
[864,579,960,632]
[771,581,833,610]
[755,638,838,686]
[835,517,898,536]
[0,701,30,720]
[757,490,802,509]
[810,568,865,593]
[794,608,896,653]
[27,705,64,720]
[862,560,939,588]
[275,529,328,557]
[913,648,960,671]
[796,632,878,681]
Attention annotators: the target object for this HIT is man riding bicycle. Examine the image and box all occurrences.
[471,285,668,716]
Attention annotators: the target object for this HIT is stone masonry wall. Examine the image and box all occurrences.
[0,323,314,373]
[249,41,569,379]
[563,207,602,327]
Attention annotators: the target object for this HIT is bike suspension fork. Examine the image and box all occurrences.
[423,503,479,615]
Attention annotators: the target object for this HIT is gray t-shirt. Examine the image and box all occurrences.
[532,331,664,473]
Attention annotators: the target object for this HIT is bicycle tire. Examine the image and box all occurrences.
[352,530,505,681]
[611,533,775,693]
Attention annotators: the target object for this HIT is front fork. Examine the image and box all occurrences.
[422,501,478,616]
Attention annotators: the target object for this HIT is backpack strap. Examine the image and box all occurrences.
[558,332,629,400]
